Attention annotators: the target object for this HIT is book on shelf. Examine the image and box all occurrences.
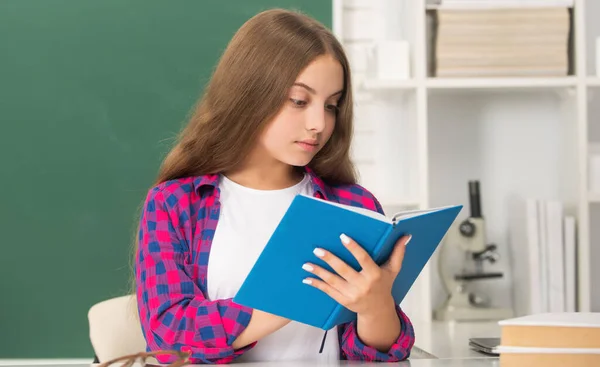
[431,5,572,77]
[431,0,574,8]
[508,197,577,317]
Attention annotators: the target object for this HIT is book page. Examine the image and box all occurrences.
[499,312,600,328]
[298,194,455,224]
[496,346,600,355]
[390,205,458,222]
[298,194,390,222]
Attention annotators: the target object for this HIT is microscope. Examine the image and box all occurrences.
[433,181,514,322]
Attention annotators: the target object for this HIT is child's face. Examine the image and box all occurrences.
[259,54,344,168]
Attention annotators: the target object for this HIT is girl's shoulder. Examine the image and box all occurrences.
[326,182,384,215]
[147,176,195,199]
[305,168,383,214]
[144,175,218,209]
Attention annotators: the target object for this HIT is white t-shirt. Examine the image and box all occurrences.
[207,173,340,362]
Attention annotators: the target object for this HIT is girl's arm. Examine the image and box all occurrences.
[339,305,415,361]
[341,196,415,361]
[356,296,401,351]
[231,309,290,349]
[306,238,416,362]
[307,193,415,361]
[136,188,289,364]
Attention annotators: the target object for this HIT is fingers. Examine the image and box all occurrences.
[383,235,411,274]
[302,276,348,304]
[339,234,379,275]
[302,262,352,295]
[311,246,362,284]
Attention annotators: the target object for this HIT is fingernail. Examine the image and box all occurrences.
[340,233,350,245]
[302,263,314,272]
[313,248,325,257]
[302,278,313,285]
[405,235,412,245]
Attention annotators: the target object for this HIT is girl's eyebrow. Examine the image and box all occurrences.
[293,82,343,97]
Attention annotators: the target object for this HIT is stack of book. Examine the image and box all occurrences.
[508,198,577,317]
[431,0,573,77]
[428,0,573,7]
[496,313,600,367]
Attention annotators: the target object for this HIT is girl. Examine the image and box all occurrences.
[135,8,415,365]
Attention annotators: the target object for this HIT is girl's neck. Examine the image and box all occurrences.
[224,164,304,190]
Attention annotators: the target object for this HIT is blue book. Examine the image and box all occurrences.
[233,194,462,330]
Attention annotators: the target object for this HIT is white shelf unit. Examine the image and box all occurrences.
[426,77,577,89]
[333,0,598,327]
[587,77,600,86]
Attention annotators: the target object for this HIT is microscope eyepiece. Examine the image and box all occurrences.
[468,180,482,218]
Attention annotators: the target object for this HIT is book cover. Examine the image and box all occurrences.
[233,194,462,329]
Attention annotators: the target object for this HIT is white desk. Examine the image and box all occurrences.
[0,322,501,367]
[412,320,501,359]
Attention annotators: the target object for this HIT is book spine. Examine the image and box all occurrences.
[373,224,397,265]
[321,224,395,329]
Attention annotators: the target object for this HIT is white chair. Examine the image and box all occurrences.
[88,294,152,363]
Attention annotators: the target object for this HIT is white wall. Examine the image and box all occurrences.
[585,0,600,78]
[344,0,419,206]
[428,91,578,313]
[585,0,600,312]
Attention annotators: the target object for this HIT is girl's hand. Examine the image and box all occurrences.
[302,233,411,318]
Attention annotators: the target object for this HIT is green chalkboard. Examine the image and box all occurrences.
[0,0,331,358]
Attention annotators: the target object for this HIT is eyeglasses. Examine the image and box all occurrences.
[97,350,191,367]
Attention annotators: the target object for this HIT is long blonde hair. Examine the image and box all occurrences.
[155,8,356,186]
[130,9,357,297]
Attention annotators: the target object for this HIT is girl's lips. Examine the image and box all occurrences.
[296,141,318,152]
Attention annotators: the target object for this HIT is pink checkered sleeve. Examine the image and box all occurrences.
[339,306,415,361]
[135,187,255,364]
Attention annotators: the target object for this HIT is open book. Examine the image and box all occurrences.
[233,194,462,330]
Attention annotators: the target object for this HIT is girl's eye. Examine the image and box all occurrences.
[326,104,339,113]
[290,98,307,107]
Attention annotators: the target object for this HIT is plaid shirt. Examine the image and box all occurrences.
[135,167,415,364]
